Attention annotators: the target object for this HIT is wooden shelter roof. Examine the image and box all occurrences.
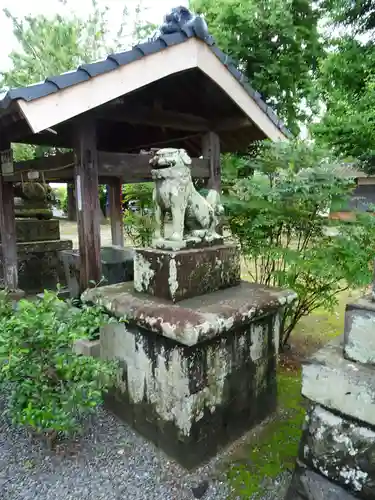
[0,17,290,156]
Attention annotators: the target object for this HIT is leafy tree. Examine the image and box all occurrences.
[313,38,375,171]
[225,140,375,349]
[312,0,375,171]
[319,0,375,35]
[1,2,129,89]
[191,0,323,134]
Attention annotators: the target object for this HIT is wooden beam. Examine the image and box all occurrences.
[202,132,221,191]
[98,152,210,182]
[10,152,210,183]
[94,105,211,132]
[108,178,124,247]
[214,116,253,131]
[74,119,101,292]
[0,141,18,290]
[67,182,76,221]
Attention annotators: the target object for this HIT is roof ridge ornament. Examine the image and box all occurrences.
[157,6,213,43]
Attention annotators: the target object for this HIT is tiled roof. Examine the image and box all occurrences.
[0,17,291,138]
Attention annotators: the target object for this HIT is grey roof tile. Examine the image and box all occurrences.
[0,15,291,137]
[134,39,168,55]
[159,33,186,47]
[107,50,142,66]
[181,26,195,38]
[79,59,119,77]
[46,69,90,90]
[3,81,58,105]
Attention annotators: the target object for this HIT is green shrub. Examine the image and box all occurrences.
[0,291,118,436]
[122,182,153,212]
[0,290,14,318]
[123,210,155,248]
[226,140,375,349]
[122,183,155,247]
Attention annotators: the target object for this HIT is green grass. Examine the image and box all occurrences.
[226,371,304,498]
[291,288,363,355]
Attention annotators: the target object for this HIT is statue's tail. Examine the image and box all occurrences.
[206,189,224,215]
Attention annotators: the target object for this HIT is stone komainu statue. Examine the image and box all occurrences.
[150,148,223,245]
[158,6,211,41]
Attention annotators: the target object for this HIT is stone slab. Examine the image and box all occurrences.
[73,339,100,358]
[302,336,375,427]
[0,239,73,293]
[344,296,375,365]
[299,404,375,499]
[100,315,278,469]
[83,281,296,347]
[134,244,241,302]
[285,463,358,500]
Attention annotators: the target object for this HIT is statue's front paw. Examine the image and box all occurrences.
[170,232,183,241]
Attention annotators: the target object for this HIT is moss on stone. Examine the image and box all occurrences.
[226,370,304,498]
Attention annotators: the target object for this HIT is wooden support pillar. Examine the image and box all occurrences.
[202,131,221,191]
[0,142,18,290]
[67,182,76,221]
[108,178,124,247]
[74,119,101,292]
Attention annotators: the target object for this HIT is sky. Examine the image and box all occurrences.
[0,0,189,72]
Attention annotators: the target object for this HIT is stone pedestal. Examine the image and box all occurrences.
[83,281,295,468]
[0,219,60,243]
[0,219,73,293]
[134,244,240,302]
[344,296,375,365]
[286,303,375,500]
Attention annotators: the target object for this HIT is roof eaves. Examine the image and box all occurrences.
[0,14,291,139]
[208,45,293,138]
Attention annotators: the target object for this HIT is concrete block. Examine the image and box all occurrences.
[344,297,375,365]
[300,404,375,499]
[302,336,375,427]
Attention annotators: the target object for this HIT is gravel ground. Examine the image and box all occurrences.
[0,403,290,500]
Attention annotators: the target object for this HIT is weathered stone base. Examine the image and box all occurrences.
[302,337,375,426]
[102,321,277,469]
[344,296,375,365]
[297,404,375,498]
[286,464,359,500]
[134,244,241,302]
[0,239,73,293]
[83,282,295,469]
[83,281,296,346]
[285,335,375,500]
